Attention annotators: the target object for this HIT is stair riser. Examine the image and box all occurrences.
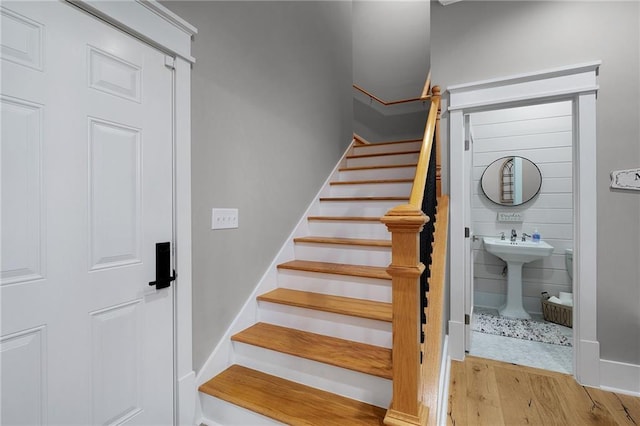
[258,303,392,348]
[318,200,400,217]
[200,396,283,425]
[294,244,390,266]
[339,167,417,181]
[276,269,391,302]
[329,182,412,197]
[307,221,389,239]
[352,141,422,155]
[232,343,392,408]
[346,152,419,168]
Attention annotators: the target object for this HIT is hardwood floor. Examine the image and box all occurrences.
[448,356,640,426]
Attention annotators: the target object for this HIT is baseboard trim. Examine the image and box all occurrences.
[178,370,196,425]
[575,339,600,387]
[448,320,465,360]
[599,358,640,396]
[437,335,450,426]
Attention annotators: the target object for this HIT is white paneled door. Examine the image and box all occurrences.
[1,2,174,424]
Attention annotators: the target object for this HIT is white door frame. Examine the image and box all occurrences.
[69,1,197,423]
[447,61,601,387]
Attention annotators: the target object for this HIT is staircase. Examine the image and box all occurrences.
[198,139,423,425]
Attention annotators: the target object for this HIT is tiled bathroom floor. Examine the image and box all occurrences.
[469,308,573,374]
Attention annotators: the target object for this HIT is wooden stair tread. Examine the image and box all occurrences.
[294,236,391,247]
[339,163,417,172]
[330,178,413,186]
[199,365,386,426]
[307,216,382,222]
[258,288,392,322]
[346,150,420,160]
[278,260,390,280]
[231,323,393,379]
[319,196,408,202]
[354,138,421,147]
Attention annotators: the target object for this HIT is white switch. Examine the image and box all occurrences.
[212,208,239,230]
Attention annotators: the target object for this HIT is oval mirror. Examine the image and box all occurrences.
[480,156,542,206]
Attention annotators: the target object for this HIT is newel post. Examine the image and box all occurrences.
[381,204,429,426]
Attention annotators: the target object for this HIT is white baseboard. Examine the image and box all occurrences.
[599,359,640,396]
[575,339,600,387]
[178,370,196,425]
[437,335,450,426]
[448,320,465,360]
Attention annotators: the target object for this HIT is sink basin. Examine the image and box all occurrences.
[482,237,554,319]
[483,237,554,264]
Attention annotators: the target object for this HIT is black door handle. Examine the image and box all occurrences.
[149,242,176,289]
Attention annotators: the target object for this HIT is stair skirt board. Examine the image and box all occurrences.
[232,342,392,408]
[257,302,392,347]
[196,138,423,422]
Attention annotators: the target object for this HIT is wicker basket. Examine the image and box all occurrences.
[541,293,572,328]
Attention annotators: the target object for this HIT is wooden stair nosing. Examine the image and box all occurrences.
[339,163,417,172]
[346,150,420,160]
[293,236,391,247]
[257,288,392,322]
[353,138,422,147]
[330,178,414,186]
[307,215,382,222]
[199,365,386,426]
[319,196,409,202]
[231,323,393,379]
[277,260,391,280]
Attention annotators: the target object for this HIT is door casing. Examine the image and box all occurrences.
[447,61,601,387]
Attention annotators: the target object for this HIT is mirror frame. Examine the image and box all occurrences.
[480,156,542,206]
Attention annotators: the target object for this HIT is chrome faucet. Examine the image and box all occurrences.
[510,229,517,242]
[521,233,531,242]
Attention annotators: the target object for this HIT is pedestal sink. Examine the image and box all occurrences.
[483,237,554,319]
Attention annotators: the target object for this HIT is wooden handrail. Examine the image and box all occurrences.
[422,195,448,426]
[380,85,442,426]
[420,71,432,100]
[409,86,441,207]
[353,133,371,145]
[353,71,433,106]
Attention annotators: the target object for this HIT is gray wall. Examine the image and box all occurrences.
[163,1,353,371]
[432,1,640,365]
[353,0,430,142]
[353,0,430,99]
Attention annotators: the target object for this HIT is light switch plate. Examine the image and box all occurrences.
[212,208,239,229]
[497,211,523,222]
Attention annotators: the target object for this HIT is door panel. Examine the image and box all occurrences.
[88,118,142,270]
[1,2,174,424]
[1,96,45,285]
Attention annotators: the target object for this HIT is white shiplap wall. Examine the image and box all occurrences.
[471,101,573,314]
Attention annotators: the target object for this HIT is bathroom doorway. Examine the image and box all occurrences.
[467,101,574,374]
[447,62,601,387]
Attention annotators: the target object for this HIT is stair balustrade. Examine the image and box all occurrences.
[381,86,441,426]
